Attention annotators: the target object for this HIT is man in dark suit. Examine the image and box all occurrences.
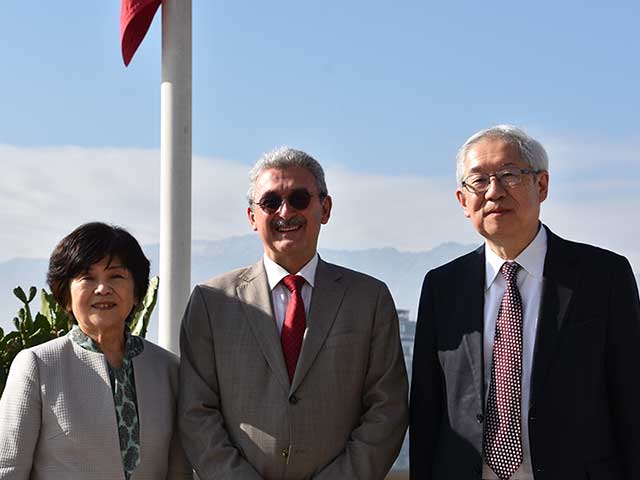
[410,125,640,479]
[179,147,408,479]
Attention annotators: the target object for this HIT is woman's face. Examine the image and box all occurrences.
[68,256,136,335]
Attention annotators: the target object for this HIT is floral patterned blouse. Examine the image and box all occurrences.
[69,325,144,480]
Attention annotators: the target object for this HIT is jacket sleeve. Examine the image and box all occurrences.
[178,286,263,480]
[166,415,194,479]
[312,283,409,480]
[409,270,441,480]
[606,255,640,478]
[0,349,41,479]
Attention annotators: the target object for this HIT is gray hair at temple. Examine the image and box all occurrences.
[455,125,549,185]
[247,147,329,207]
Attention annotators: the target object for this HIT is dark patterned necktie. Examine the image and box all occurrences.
[484,262,523,480]
[281,275,306,381]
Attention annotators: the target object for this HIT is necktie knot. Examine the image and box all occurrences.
[501,261,520,284]
[282,274,306,293]
[280,274,306,382]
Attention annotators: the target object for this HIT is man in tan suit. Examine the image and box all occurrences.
[178,147,408,479]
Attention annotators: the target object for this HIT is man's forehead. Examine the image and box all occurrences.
[255,166,315,190]
[466,161,521,173]
[464,138,523,171]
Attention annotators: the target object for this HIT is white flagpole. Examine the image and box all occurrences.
[159,0,192,355]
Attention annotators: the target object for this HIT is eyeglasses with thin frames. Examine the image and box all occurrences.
[461,167,540,194]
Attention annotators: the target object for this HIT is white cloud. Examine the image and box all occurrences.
[534,133,640,270]
[540,133,640,175]
[0,141,638,273]
[0,145,162,261]
[323,166,475,251]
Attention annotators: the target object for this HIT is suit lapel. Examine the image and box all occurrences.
[460,246,486,406]
[530,227,575,405]
[237,261,291,391]
[291,259,346,392]
[71,343,125,479]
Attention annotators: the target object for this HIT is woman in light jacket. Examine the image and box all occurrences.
[0,222,192,480]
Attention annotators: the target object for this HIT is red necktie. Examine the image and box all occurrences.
[281,275,306,382]
[484,262,523,480]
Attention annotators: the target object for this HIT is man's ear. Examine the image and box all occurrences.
[247,206,258,231]
[320,195,332,224]
[455,189,471,218]
[537,170,549,203]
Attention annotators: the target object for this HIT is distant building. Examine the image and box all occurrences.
[397,309,415,383]
[393,309,415,471]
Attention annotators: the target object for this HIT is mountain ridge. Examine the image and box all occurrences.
[0,235,478,337]
[3,234,637,341]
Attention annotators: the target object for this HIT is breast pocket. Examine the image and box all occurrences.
[586,456,623,480]
[43,402,73,440]
[41,403,80,462]
[323,332,366,349]
[561,314,605,334]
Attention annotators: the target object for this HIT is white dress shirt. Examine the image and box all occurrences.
[482,226,547,480]
[263,253,318,333]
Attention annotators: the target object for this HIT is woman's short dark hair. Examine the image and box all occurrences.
[47,222,150,310]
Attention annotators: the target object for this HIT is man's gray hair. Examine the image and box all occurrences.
[455,125,549,185]
[247,147,328,206]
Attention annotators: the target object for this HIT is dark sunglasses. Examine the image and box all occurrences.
[255,188,321,214]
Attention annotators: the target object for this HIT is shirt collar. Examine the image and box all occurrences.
[263,252,319,291]
[485,224,547,290]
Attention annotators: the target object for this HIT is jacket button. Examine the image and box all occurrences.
[289,395,299,404]
[476,413,484,423]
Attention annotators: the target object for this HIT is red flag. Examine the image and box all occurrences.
[120,0,161,66]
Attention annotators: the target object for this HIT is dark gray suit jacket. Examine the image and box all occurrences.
[410,227,640,480]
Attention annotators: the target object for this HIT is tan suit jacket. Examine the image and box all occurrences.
[0,335,192,480]
[178,258,409,480]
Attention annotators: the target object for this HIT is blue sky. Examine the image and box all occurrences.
[1,1,639,269]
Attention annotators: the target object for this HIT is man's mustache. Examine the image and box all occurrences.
[271,217,306,230]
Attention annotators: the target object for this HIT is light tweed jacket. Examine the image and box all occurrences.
[0,334,192,480]
[178,258,409,480]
